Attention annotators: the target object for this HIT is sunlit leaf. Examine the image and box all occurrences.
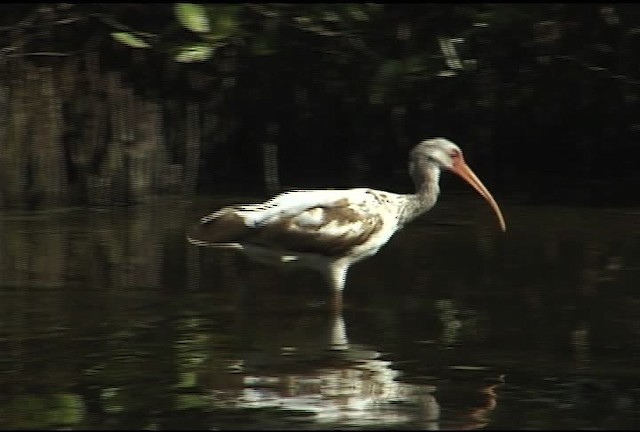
[176,371,197,388]
[175,3,211,33]
[48,393,84,426]
[111,32,150,48]
[175,43,214,63]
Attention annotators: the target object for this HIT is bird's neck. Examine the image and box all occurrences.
[398,163,441,225]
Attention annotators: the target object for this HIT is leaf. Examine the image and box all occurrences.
[209,7,240,39]
[377,59,404,83]
[175,3,211,33]
[405,55,428,74]
[346,5,369,21]
[294,16,311,25]
[370,59,403,104]
[174,43,214,63]
[251,34,276,56]
[111,32,150,48]
[322,11,341,22]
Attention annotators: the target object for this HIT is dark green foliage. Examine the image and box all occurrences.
[1,4,639,207]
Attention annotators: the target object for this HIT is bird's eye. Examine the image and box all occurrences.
[449,150,459,159]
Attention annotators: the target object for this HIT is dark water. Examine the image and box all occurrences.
[2,195,640,430]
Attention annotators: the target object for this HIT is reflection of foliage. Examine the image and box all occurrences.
[436,299,463,347]
[1,393,84,429]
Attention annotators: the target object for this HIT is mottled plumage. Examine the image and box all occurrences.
[187,138,506,310]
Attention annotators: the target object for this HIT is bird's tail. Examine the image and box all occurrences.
[187,208,251,247]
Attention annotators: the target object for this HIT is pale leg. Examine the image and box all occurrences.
[325,261,349,311]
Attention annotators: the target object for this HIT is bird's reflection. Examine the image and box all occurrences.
[196,309,502,430]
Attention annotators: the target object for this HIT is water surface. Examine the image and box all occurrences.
[1,195,640,430]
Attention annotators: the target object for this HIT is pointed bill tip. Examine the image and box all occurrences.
[452,159,507,233]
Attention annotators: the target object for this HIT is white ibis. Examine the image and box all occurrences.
[187,138,506,310]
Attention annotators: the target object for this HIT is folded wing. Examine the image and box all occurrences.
[188,189,385,256]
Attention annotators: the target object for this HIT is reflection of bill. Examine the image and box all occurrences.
[456,378,503,430]
[199,312,502,430]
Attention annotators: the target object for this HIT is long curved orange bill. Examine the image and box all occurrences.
[451,158,507,232]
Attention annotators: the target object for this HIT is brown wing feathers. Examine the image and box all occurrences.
[188,208,252,244]
[252,205,382,256]
[189,200,383,257]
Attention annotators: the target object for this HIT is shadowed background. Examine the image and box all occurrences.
[1,4,639,208]
[2,4,640,430]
